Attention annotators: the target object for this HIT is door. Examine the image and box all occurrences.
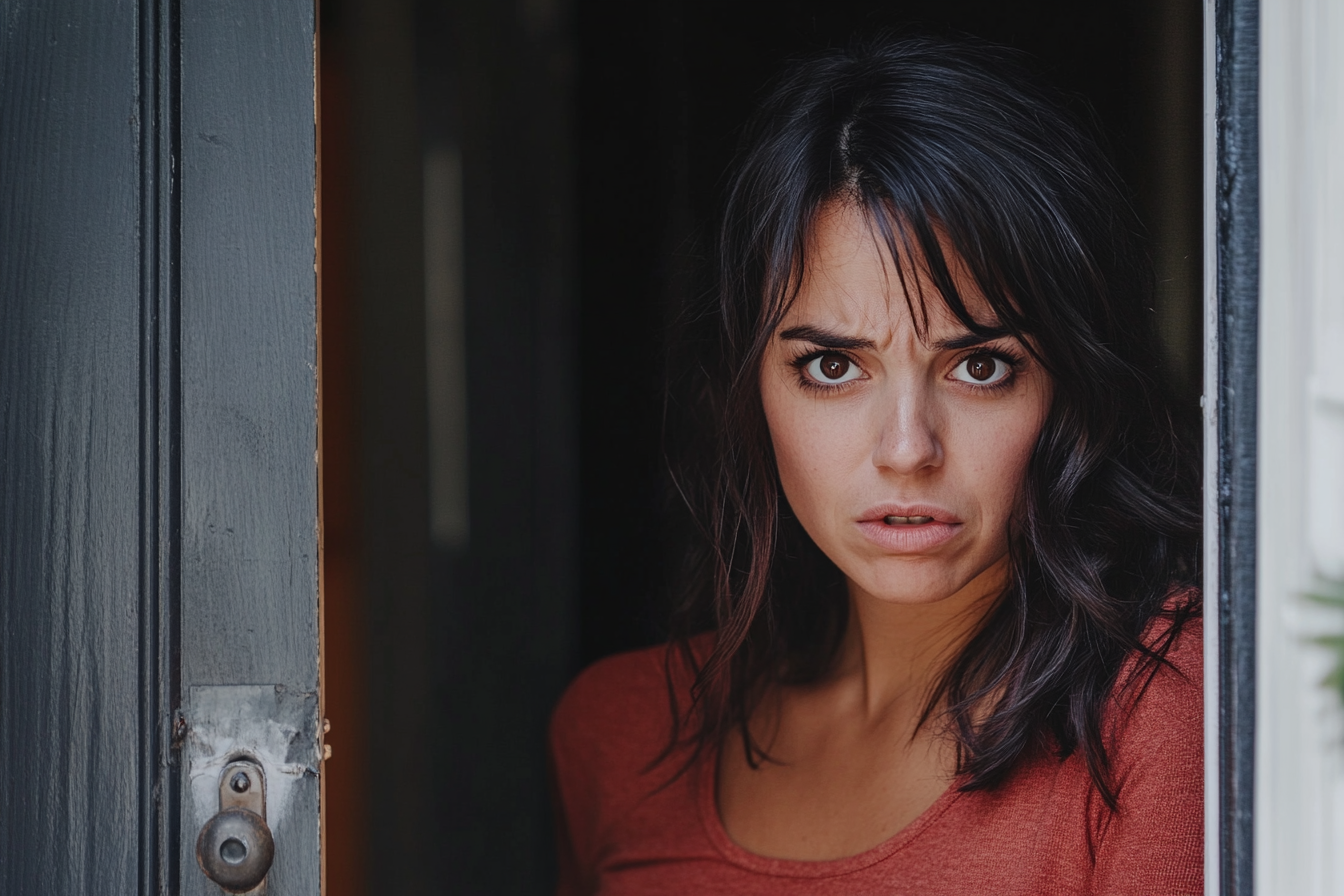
[0,2,321,893]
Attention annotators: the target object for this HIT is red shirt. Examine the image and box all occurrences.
[549,618,1202,895]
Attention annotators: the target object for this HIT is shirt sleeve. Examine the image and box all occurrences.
[1091,620,1204,895]
[546,646,675,896]
[548,671,599,896]
[548,730,587,896]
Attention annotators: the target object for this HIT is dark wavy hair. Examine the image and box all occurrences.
[661,35,1200,808]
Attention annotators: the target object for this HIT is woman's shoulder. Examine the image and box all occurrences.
[549,635,709,783]
[1082,595,1203,890]
[1120,592,1203,728]
[551,643,675,746]
[1100,594,1203,766]
[548,637,708,878]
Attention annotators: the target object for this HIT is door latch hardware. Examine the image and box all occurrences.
[183,684,320,894]
[196,758,275,893]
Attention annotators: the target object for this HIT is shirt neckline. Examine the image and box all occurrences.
[695,742,966,878]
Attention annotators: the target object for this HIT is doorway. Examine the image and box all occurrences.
[317,2,1203,893]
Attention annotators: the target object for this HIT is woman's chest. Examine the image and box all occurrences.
[715,721,956,862]
[589,752,1099,896]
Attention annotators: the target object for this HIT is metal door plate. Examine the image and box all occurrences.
[181,685,320,894]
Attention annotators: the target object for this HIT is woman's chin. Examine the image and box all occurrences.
[844,553,1010,608]
[846,571,972,607]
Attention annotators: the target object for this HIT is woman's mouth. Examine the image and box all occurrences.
[857,505,962,553]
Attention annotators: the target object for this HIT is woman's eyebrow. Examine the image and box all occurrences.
[779,324,1013,352]
[931,328,1012,351]
[777,325,875,350]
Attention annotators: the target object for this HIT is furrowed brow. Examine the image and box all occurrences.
[777,325,876,351]
[930,328,1013,352]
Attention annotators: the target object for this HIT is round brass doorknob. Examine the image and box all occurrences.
[196,807,275,892]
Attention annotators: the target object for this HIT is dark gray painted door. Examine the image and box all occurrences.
[1,2,320,894]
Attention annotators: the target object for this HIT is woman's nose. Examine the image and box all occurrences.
[871,386,943,475]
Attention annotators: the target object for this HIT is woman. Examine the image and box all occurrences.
[550,36,1201,894]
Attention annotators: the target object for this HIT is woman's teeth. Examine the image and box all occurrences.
[883,515,934,525]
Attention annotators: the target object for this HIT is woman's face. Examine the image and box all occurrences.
[760,202,1053,607]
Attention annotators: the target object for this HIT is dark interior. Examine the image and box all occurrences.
[318,1,1202,893]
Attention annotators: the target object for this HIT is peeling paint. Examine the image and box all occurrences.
[184,685,319,839]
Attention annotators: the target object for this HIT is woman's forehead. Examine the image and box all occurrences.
[782,201,1002,340]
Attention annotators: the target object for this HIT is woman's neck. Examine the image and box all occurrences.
[833,555,1009,722]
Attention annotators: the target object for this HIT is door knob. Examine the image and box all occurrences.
[196,759,275,892]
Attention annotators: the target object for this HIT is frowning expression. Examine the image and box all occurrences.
[759,202,1053,606]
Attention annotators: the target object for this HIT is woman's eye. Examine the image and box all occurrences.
[951,353,1010,385]
[804,353,862,384]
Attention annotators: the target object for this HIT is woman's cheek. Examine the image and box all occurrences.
[774,423,822,514]
[983,397,1049,521]
[770,407,839,534]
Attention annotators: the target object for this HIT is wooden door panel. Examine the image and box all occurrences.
[0,2,146,892]
[178,1,320,893]
[179,1,318,689]
[0,2,320,893]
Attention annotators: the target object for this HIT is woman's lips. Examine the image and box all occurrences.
[856,504,962,553]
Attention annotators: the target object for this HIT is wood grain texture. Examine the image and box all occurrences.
[1215,0,1259,892]
[177,0,319,892]
[1,1,319,893]
[0,2,146,893]
[179,0,319,689]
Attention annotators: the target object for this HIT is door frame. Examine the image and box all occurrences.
[1206,0,1258,894]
